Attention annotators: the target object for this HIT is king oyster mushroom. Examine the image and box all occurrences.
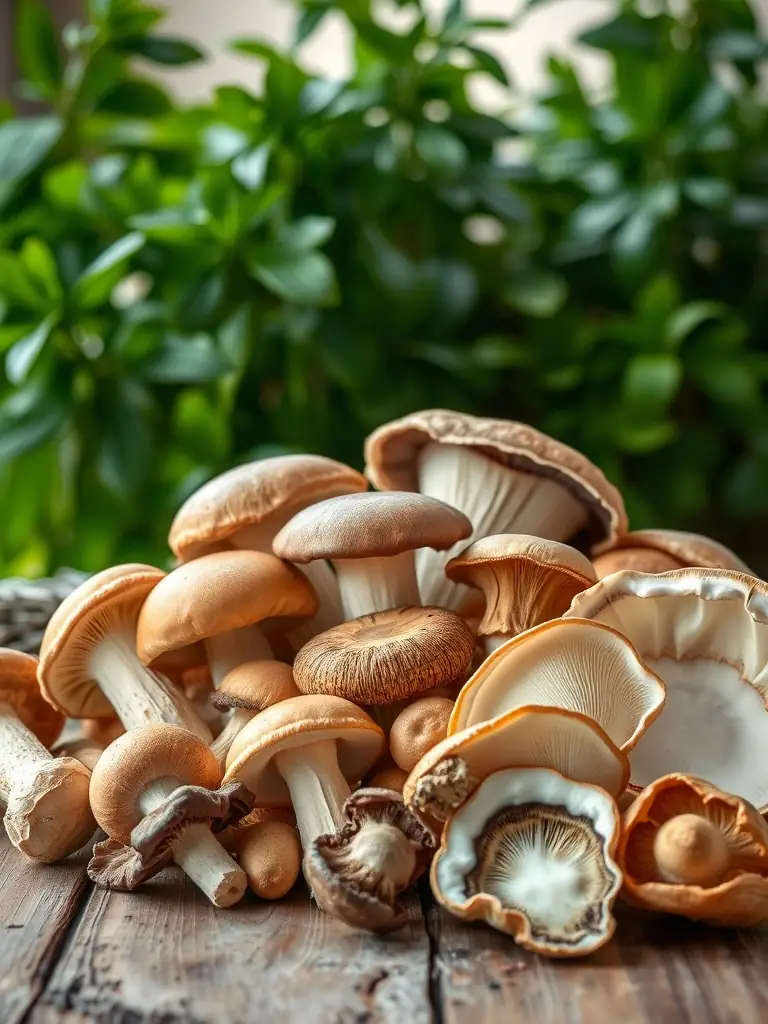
[592,529,754,579]
[566,569,768,808]
[364,410,626,609]
[431,767,622,957]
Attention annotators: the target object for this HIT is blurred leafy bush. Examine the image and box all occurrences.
[0,0,766,575]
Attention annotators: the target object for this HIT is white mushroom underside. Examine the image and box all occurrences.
[415,444,589,610]
[0,705,52,800]
[333,552,421,620]
[204,626,274,688]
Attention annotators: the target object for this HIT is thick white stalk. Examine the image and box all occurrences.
[333,552,420,620]
[204,626,273,688]
[210,709,254,769]
[274,739,350,849]
[139,778,246,907]
[90,634,211,740]
[0,705,51,802]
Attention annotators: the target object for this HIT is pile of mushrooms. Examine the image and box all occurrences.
[3,409,767,956]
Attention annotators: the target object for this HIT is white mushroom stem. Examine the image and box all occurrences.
[89,633,211,741]
[274,739,350,849]
[204,626,273,688]
[332,552,421,620]
[0,703,55,802]
[139,777,246,908]
[415,443,589,609]
[211,708,257,769]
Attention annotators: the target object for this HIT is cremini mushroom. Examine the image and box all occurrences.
[364,410,626,608]
[293,607,475,706]
[592,529,754,579]
[389,696,454,772]
[210,660,298,769]
[431,767,622,957]
[233,820,302,900]
[618,773,768,926]
[136,551,317,687]
[273,492,471,620]
[0,648,95,861]
[566,569,768,808]
[38,565,210,739]
[451,617,665,754]
[89,724,254,906]
[446,534,596,653]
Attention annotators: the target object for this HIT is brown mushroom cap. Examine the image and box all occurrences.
[389,696,454,772]
[169,454,368,561]
[89,724,222,844]
[210,661,298,713]
[293,607,475,706]
[364,409,627,548]
[38,564,165,719]
[136,551,318,667]
[223,695,384,805]
[594,529,754,578]
[0,648,63,749]
[273,491,471,563]
[81,717,125,748]
[593,548,684,578]
[235,820,302,900]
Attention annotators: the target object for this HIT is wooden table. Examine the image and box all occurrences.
[2,831,767,1024]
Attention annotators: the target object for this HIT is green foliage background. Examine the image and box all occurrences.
[0,0,766,576]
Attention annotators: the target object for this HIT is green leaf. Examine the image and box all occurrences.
[568,193,632,243]
[579,14,657,52]
[5,313,57,385]
[129,208,209,242]
[0,252,48,310]
[731,196,768,228]
[137,334,232,384]
[708,31,766,61]
[72,232,145,309]
[295,8,328,46]
[613,420,678,454]
[0,117,61,192]
[280,217,335,251]
[464,46,509,85]
[665,303,725,347]
[96,380,153,496]
[414,125,467,176]
[250,250,336,305]
[684,178,732,210]
[621,354,683,411]
[0,386,67,463]
[16,0,62,100]
[444,0,465,28]
[125,36,206,66]
[21,238,61,302]
[503,270,567,318]
[231,145,270,190]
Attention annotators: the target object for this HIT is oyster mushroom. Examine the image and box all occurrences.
[0,648,95,861]
[233,820,302,900]
[389,696,454,772]
[446,535,596,653]
[618,773,768,926]
[566,569,768,808]
[210,661,298,769]
[592,529,754,579]
[273,491,471,620]
[364,410,626,609]
[89,724,253,906]
[451,617,665,754]
[38,565,210,740]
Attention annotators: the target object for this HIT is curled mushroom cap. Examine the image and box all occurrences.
[618,774,768,926]
[389,696,454,772]
[451,618,665,754]
[233,820,302,900]
[293,607,475,706]
[364,410,626,609]
[431,767,622,957]
[446,534,596,652]
[566,569,768,808]
[592,529,754,579]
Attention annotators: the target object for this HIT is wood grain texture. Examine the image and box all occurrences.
[29,872,433,1024]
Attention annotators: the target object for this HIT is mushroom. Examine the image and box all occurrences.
[446,534,596,653]
[389,696,454,772]
[136,551,317,687]
[209,660,299,769]
[364,410,626,609]
[618,773,768,927]
[273,491,471,620]
[368,766,409,792]
[431,766,622,957]
[451,617,666,755]
[88,724,254,906]
[0,648,95,861]
[38,565,211,740]
[233,820,302,900]
[592,529,754,579]
[168,454,368,634]
[52,736,105,772]
[293,607,475,706]
[82,716,124,748]
[565,568,768,808]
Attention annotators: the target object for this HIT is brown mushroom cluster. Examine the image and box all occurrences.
[3,408,767,955]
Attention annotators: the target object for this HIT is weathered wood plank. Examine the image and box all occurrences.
[429,901,768,1024]
[0,832,90,1024]
[30,871,433,1024]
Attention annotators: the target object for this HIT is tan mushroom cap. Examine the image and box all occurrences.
[210,661,298,713]
[236,820,302,900]
[0,648,64,749]
[223,695,384,805]
[273,491,471,562]
[169,454,368,561]
[389,696,454,772]
[38,564,165,720]
[446,535,596,638]
[293,607,475,706]
[90,724,221,845]
[136,551,318,667]
[364,409,627,548]
[593,529,754,579]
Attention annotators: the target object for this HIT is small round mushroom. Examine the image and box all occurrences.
[653,815,730,887]
[210,661,299,769]
[136,551,317,688]
[389,697,454,772]
[446,535,596,653]
[368,766,409,793]
[364,409,627,609]
[0,648,95,862]
[273,492,471,620]
[89,724,253,907]
[293,607,475,706]
[38,565,210,739]
[234,820,302,899]
[592,529,754,579]
[431,766,622,957]
[81,716,124,748]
